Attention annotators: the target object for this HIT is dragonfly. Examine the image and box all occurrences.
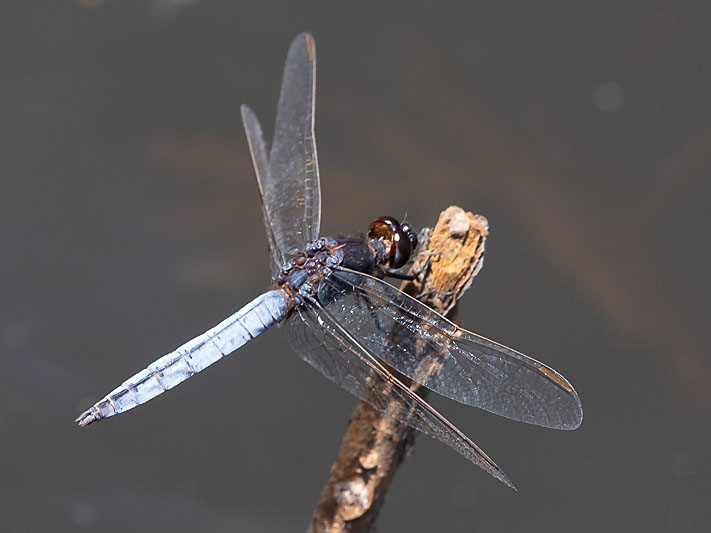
[76,33,583,489]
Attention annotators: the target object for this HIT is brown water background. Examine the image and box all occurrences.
[1,1,709,531]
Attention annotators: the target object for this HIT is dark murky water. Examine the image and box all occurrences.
[2,1,709,531]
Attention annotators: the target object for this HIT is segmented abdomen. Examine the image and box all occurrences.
[76,289,290,426]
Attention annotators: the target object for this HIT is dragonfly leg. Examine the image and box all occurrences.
[385,250,441,281]
[416,288,455,301]
[384,270,417,281]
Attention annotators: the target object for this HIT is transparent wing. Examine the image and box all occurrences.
[285,300,515,489]
[241,32,321,276]
[240,105,284,277]
[269,32,320,254]
[315,268,583,430]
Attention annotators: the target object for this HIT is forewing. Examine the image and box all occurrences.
[240,105,284,278]
[284,300,515,489]
[267,32,321,257]
[317,268,583,430]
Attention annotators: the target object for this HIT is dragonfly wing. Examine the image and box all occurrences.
[316,267,583,430]
[269,32,320,253]
[241,105,284,277]
[284,299,515,489]
[241,33,320,275]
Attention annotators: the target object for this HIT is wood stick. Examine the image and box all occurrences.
[308,206,488,532]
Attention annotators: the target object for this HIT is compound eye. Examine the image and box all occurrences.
[367,216,398,241]
[400,222,418,250]
[390,226,412,269]
[368,216,414,269]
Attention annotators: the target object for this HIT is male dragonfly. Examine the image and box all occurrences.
[77,33,582,489]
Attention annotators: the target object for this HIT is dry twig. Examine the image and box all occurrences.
[308,206,488,532]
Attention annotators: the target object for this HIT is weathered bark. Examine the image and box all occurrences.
[308,206,488,532]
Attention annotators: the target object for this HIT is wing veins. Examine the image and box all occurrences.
[292,296,515,488]
[328,267,582,430]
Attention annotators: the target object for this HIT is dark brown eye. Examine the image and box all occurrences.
[367,216,399,241]
[367,216,415,269]
[400,222,418,251]
[390,226,411,269]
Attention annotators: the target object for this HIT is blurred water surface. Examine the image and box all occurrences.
[1,1,709,531]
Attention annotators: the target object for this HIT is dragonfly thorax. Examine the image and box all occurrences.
[276,237,344,305]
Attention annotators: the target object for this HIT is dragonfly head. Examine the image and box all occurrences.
[368,216,419,269]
